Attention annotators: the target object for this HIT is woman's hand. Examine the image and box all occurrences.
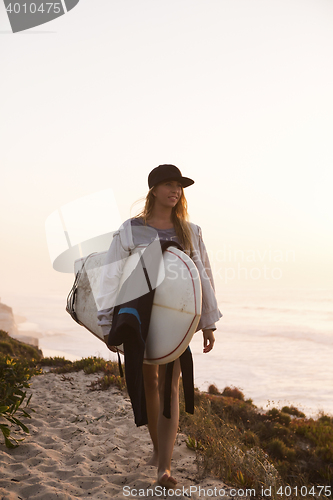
[104,334,118,353]
[202,329,215,353]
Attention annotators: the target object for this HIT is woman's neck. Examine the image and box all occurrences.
[146,207,174,229]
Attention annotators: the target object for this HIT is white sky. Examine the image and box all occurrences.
[1,0,333,298]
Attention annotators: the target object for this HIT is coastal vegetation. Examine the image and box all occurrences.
[179,384,333,499]
[0,330,42,447]
[0,340,332,498]
[0,328,43,361]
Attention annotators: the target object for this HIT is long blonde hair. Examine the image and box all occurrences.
[134,186,193,253]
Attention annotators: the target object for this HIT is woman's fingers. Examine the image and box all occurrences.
[202,329,215,353]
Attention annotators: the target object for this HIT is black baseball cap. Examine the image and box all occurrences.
[148,164,194,189]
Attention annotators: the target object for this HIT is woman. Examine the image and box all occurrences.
[97,164,222,488]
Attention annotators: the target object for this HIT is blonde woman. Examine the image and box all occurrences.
[97,164,222,488]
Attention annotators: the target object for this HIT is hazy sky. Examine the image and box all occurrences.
[1,0,333,299]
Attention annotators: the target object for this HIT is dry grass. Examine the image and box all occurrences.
[179,385,333,499]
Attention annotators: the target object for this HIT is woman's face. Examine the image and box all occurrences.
[152,180,183,209]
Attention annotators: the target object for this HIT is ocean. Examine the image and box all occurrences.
[2,288,332,418]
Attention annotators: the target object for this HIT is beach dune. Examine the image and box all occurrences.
[0,370,232,500]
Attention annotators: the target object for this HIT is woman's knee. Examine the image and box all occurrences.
[143,364,159,393]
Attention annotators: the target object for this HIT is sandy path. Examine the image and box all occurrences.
[0,371,236,500]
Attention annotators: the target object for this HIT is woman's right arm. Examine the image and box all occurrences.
[96,229,131,338]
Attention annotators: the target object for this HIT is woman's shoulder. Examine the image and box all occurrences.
[129,216,144,227]
[188,221,202,237]
[117,217,142,230]
[112,218,136,250]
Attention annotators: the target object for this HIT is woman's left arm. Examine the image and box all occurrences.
[191,224,223,332]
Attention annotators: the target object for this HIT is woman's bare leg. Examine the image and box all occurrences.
[142,363,159,465]
[157,358,181,488]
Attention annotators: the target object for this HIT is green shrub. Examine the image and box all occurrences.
[266,438,296,461]
[208,384,221,395]
[292,416,333,448]
[89,373,126,392]
[222,386,245,401]
[318,413,333,425]
[316,443,333,462]
[281,405,305,418]
[40,356,72,367]
[242,430,259,447]
[269,422,292,440]
[266,408,291,427]
[46,356,110,374]
[0,355,38,448]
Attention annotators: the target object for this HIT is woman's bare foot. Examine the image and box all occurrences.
[158,470,177,489]
[146,449,158,466]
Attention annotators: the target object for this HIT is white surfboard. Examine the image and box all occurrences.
[67,246,201,364]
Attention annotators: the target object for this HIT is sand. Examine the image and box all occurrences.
[0,370,240,500]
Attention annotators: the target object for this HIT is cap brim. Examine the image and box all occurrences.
[180,177,195,188]
[150,175,195,189]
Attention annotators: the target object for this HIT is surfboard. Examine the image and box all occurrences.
[67,246,201,364]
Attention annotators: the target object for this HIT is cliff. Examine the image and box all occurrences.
[0,300,39,348]
[0,301,18,338]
